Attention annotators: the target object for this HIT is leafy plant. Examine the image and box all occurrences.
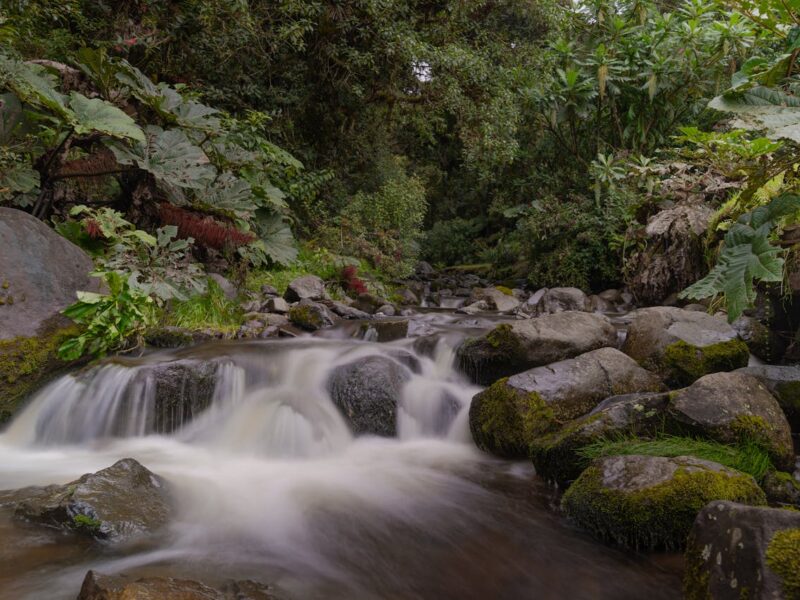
[166,279,242,332]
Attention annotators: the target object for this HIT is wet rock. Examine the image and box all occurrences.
[283,275,326,302]
[457,311,618,386]
[668,372,795,470]
[469,287,520,312]
[325,300,371,320]
[264,297,290,314]
[328,356,411,436]
[457,300,489,315]
[531,392,671,485]
[208,273,237,300]
[622,306,749,387]
[535,287,591,314]
[736,365,800,431]
[288,299,337,331]
[562,455,766,550]
[77,571,280,600]
[358,320,409,342]
[9,459,170,542]
[469,348,664,458]
[144,326,221,349]
[684,501,800,600]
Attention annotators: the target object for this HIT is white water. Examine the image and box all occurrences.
[0,332,682,600]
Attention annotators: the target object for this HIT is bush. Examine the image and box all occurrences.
[423,217,485,266]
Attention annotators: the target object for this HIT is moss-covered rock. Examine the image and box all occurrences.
[562,455,766,550]
[762,471,800,509]
[469,348,664,458]
[288,299,336,331]
[667,372,795,471]
[685,501,800,600]
[736,365,800,432]
[622,306,749,387]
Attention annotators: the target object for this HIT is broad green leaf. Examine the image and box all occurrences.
[200,172,256,218]
[254,210,298,266]
[68,92,145,142]
[0,56,70,118]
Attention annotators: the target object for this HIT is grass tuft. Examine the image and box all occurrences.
[165,279,242,332]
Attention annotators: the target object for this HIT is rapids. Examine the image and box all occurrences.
[0,314,682,599]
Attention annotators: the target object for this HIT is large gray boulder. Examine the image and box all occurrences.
[562,455,766,551]
[622,306,749,387]
[535,287,591,315]
[328,356,411,436]
[468,287,520,312]
[668,372,795,470]
[283,275,325,302]
[288,299,337,331]
[457,311,618,385]
[469,347,664,458]
[736,364,800,431]
[684,502,800,600]
[77,571,280,600]
[5,459,170,542]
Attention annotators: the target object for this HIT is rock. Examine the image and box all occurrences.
[415,261,435,278]
[732,315,780,363]
[684,501,800,600]
[376,304,396,316]
[283,275,326,302]
[531,392,671,485]
[457,311,618,385]
[469,348,664,458]
[668,372,795,470]
[358,320,409,342]
[0,208,106,419]
[208,273,237,300]
[562,455,766,550]
[536,287,591,314]
[457,300,489,315]
[396,288,419,305]
[264,297,290,314]
[736,365,800,431]
[288,299,337,331]
[77,571,280,600]
[327,356,411,436]
[588,295,615,313]
[625,202,714,305]
[350,293,388,314]
[9,459,170,542]
[326,300,371,320]
[622,306,749,387]
[761,470,800,508]
[144,326,222,349]
[598,289,622,303]
[260,284,279,297]
[469,287,520,312]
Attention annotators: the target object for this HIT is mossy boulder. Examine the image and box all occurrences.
[469,348,664,458]
[468,286,520,312]
[622,307,749,387]
[667,372,795,471]
[531,392,671,485]
[3,458,170,542]
[762,470,800,508]
[684,501,800,600]
[457,311,618,385]
[736,365,800,431]
[283,274,325,302]
[562,455,766,551]
[288,299,337,331]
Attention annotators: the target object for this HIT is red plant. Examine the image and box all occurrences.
[340,265,368,295]
[84,218,104,240]
[159,203,256,250]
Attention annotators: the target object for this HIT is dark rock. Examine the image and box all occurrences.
[264,297,290,314]
[77,571,280,600]
[736,365,800,431]
[283,275,325,302]
[259,284,279,297]
[325,300,371,320]
[668,372,795,470]
[328,356,411,436]
[761,470,800,508]
[622,306,749,387]
[457,311,618,385]
[395,288,419,305]
[415,261,435,278]
[359,320,409,342]
[684,501,800,600]
[376,304,397,316]
[562,455,766,550]
[288,299,337,331]
[469,347,664,458]
[732,316,780,363]
[9,459,170,542]
[144,326,221,349]
[598,289,622,303]
[350,293,388,315]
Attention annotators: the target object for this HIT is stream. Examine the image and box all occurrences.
[0,311,683,599]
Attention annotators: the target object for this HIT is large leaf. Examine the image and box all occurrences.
[254,210,298,266]
[200,173,256,219]
[0,161,40,207]
[68,92,145,142]
[709,86,800,142]
[0,92,22,143]
[107,127,215,193]
[0,55,70,118]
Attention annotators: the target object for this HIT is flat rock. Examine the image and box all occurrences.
[77,571,280,600]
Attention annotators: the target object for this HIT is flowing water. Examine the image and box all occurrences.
[0,314,682,599]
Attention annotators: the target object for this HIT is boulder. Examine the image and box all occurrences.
[325,300,371,320]
[264,297,290,314]
[736,365,800,431]
[469,348,664,458]
[668,372,795,470]
[259,284,279,297]
[288,299,337,331]
[535,287,591,314]
[358,320,409,342]
[562,455,766,550]
[457,311,618,385]
[531,392,671,485]
[376,304,397,316]
[283,275,326,302]
[684,501,800,600]
[457,300,489,315]
[395,288,419,305]
[144,326,226,349]
[350,293,390,315]
[77,571,279,600]
[732,316,780,362]
[327,356,411,436]
[625,202,714,305]
[8,459,170,542]
[622,306,749,387]
[468,287,520,312]
[761,470,800,508]
[0,208,104,420]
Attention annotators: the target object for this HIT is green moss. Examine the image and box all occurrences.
[765,528,800,599]
[469,378,554,458]
[0,321,81,422]
[663,339,750,386]
[530,412,606,484]
[495,285,514,296]
[683,531,712,600]
[458,324,527,385]
[288,304,323,330]
[562,459,767,550]
[72,514,101,532]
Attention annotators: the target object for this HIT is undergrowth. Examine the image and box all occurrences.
[164,279,242,332]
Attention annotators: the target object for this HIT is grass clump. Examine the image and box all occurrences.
[165,279,242,332]
[578,434,774,482]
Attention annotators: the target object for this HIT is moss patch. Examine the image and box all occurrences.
[530,412,606,484]
[458,324,527,385]
[766,528,800,599]
[0,321,81,422]
[663,339,749,387]
[562,460,767,550]
[469,378,554,458]
[288,304,324,330]
[72,514,102,532]
[495,285,514,296]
